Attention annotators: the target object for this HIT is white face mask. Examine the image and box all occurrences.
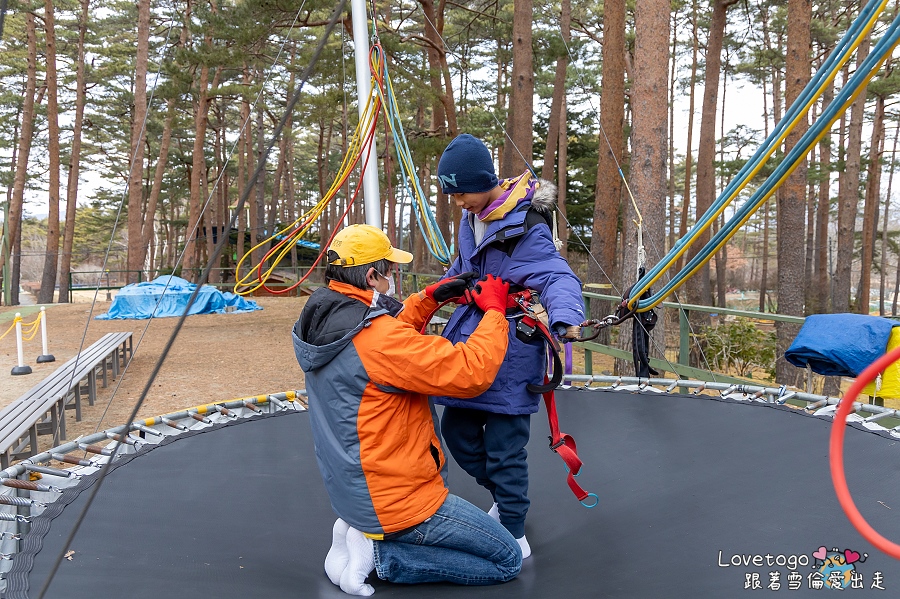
[375,269,396,297]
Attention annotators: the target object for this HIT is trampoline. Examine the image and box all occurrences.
[3,385,900,597]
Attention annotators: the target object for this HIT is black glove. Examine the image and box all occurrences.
[425,271,478,304]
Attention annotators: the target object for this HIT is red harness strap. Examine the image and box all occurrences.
[542,386,590,502]
[529,317,598,507]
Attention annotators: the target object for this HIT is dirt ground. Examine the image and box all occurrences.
[0,293,307,445]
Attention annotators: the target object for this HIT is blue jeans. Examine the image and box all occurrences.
[373,494,522,585]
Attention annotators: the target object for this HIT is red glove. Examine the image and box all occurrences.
[470,274,510,313]
[424,272,477,304]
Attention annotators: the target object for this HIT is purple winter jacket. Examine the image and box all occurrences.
[431,178,584,415]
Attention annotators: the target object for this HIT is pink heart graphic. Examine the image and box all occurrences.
[813,546,828,560]
[845,550,861,564]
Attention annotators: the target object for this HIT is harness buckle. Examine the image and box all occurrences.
[548,436,566,451]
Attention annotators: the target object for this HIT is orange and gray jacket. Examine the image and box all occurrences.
[292,281,509,536]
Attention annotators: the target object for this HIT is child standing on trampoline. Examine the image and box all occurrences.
[432,134,585,559]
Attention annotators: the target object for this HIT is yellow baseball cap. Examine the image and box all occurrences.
[328,224,413,267]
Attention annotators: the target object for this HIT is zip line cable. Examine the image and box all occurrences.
[35,3,348,597]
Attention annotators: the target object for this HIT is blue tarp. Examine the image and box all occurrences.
[784,313,898,377]
[96,275,261,320]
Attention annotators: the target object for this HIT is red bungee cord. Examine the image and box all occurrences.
[830,344,900,559]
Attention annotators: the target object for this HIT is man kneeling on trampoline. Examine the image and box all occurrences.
[292,224,522,596]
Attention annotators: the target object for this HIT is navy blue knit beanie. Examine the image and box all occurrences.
[437,134,499,194]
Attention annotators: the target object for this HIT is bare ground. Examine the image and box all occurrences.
[0,295,307,447]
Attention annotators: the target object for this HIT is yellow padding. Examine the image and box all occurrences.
[863,326,900,399]
[143,418,156,426]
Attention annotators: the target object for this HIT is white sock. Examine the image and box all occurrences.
[324,518,350,585]
[340,527,376,596]
[517,535,532,560]
[487,502,500,522]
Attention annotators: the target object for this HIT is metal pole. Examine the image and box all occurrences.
[350,0,381,227]
[11,313,31,375]
[37,306,55,363]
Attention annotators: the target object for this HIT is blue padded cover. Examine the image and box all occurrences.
[785,313,897,377]
[96,275,261,320]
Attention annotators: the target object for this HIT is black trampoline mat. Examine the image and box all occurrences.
[10,389,900,598]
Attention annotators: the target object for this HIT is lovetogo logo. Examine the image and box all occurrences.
[718,545,885,590]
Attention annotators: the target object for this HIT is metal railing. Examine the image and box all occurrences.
[577,291,806,385]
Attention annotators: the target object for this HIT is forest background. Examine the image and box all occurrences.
[2,0,900,386]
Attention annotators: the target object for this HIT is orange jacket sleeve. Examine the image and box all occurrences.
[395,291,439,331]
[359,310,509,398]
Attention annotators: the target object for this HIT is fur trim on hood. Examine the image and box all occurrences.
[532,179,558,213]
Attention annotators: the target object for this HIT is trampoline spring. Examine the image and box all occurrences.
[78,443,114,457]
[106,432,138,446]
[0,531,21,540]
[268,396,287,410]
[866,410,897,423]
[0,512,30,523]
[693,382,707,395]
[721,385,738,397]
[0,554,13,560]
[23,464,78,479]
[189,412,212,424]
[242,401,261,413]
[160,417,189,431]
[776,391,797,404]
[215,405,237,419]
[50,453,94,467]
[2,478,61,493]
[752,389,766,400]
[665,381,678,393]
[132,423,164,437]
[611,377,622,388]
[0,495,41,508]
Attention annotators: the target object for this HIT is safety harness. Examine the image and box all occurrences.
[419,287,596,507]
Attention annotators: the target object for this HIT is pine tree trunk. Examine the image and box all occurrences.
[689,0,736,312]
[618,0,668,375]
[857,93,885,314]
[814,79,834,313]
[541,0,570,184]
[58,0,89,304]
[500,0,533,177]
[759,202,769,312]
[677,0,699,271]
[880,118,898,315]
[775,0,810,385]
[125,0,150,285]
[8,13,38,306]
[668,7,679,250]
[142,99,176,278]
[38,0,62,304]
[834,37,869,312]
[557,94,568,259]
[184,62,216,280]
[588,0,624,330]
